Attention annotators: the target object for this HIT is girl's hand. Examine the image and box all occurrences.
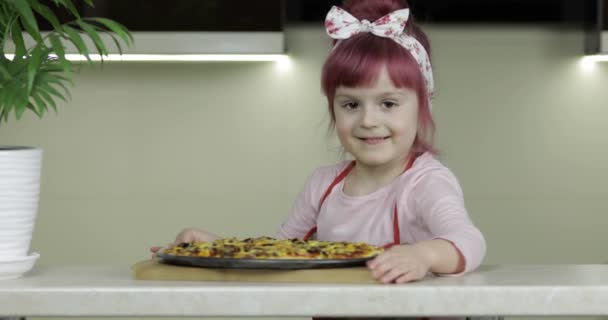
[149,228,220,257]
[366,244,433,284]
[171,227,220,244]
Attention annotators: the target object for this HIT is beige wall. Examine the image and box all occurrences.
[1,24,608,319]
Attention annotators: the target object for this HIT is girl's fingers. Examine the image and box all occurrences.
[394,272,414,284]
[380,267,406,284]
[369,260,395,279]
[149,242,175,258]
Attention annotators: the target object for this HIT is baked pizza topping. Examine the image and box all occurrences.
[162,236,384,260]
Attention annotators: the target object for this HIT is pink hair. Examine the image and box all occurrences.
[321,0,437,155]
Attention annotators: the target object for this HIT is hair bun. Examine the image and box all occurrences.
[342,0,409,22]
[341,0,430,58]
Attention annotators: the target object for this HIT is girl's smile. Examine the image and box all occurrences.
[359,136,390,145]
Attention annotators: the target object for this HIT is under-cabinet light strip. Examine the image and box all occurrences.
[4,54,289,62]
[582,55,608,63]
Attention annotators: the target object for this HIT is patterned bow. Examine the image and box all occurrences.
[325,6,409,39]
[324,6,434,95]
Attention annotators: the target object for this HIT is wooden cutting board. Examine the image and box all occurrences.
[133,259,379,284]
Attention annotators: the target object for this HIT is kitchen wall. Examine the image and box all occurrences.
[1,24,607,320]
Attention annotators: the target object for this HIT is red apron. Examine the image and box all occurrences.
[306,154,464,320]
[303,154,418,248]
[308,155,430,320]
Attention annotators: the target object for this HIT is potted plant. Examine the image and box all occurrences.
[0,0,132,279]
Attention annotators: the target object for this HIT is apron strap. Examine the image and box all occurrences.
[303,226,317,241]
[303,162,355,241]
[383,153,419,247]
[382,204,401,249]
[318,161,356,209]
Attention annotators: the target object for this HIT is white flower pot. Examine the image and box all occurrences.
[0,146,42,279]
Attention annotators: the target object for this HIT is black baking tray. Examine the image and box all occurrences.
[156,253,374,270]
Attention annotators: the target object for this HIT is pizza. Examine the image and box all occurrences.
[162,236,384,260]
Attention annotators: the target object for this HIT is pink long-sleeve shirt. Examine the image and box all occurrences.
[277,152,486,274]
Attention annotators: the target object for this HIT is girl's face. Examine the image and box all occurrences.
[333,67,419,169]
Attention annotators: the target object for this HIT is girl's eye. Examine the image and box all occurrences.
[341,102,359,110]
[383,101,398,108]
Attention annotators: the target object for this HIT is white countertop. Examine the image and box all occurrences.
[1,264,608,317]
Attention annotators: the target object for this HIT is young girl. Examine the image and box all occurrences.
[152,0,486,284]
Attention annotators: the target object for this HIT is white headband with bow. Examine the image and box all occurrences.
[324,6,434,95]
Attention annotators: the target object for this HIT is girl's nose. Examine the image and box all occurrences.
[360,106,380,128]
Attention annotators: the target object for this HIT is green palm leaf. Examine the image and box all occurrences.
[48,33,66,59]
[87,18,133,45]
[35,85,57,113]
[31,2,62,32]
[76,20,107,56]
[26,45,48,94]
[52,0,79,19]
[30,90,47,116]
[62,25,90,60]
[0,0,131,123]
[10,21,26,57]
[0,61,11,79]
[8,0,41,41]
